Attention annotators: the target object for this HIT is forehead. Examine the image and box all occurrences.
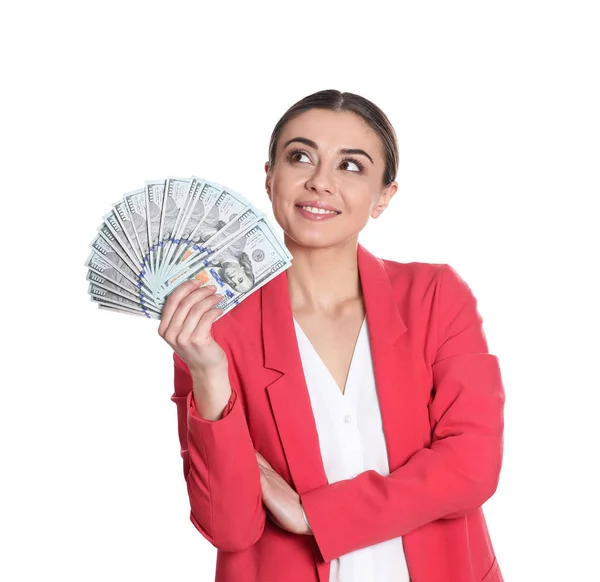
[279,109,384,157]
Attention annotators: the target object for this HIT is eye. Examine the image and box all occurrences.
[287,149,312,164]
[339,158,364,173]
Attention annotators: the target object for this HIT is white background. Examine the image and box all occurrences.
[1,1,598,580]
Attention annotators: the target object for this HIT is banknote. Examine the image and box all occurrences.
[156,177,191,270]
[166,185,267,279]
[145,179,166,277]
[112,200,144,267]
[176,187,251,252]
[158,178,222,282]
[88,283,159,317]
[123,189,154,287]
[96,221,153,291]
[164,205,264,281]
[155,217,292,316]
[85,265,159,310]
[85,251,155,310]
[88,277,161,313]
[87,175,292,319]
[88,235,153,295]
[97,222,139,275]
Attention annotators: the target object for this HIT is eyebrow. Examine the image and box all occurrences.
[282,137,374,165]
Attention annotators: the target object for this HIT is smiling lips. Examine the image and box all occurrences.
[295,200,341,215]
[299,206,338,216]
[295,205,341,221]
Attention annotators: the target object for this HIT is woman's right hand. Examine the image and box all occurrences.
[158,280,228,375]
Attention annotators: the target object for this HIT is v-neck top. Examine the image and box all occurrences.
[293,316,411,582]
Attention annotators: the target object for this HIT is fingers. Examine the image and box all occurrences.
[158,281,216,340]
[163,291,219,347]
[176,292,223,343]
[190,300,223,342]
[256,452,276,477]
[256,451,271,468]
[158,280,205,335]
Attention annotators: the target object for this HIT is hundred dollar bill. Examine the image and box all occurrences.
[102,209,147,278]
[145,179,166,276]
[155,176,199,282]
[86,268,159,310]
[158,178,222,282]
[123,188,154,288]
[87,275,161,314]
[85,250,160,310]
[174,176,221,240]
[165,205,263,281]
[88,235,153,295]
[88,283,157,318]
[112,200,144,267]
[156,218,292,317]
[167,186,264,277]
[85,250,156,309]
[156,177,191,271]
[167,176,200,248]
[181,204,290,274]
[97,221,137,273]
[167,178,222,263]
[96,220,152,290]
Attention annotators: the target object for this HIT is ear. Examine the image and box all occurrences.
[264,161,272,201]
[371,181,398,219]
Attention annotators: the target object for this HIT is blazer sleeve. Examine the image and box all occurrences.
[170,325,266,552]
[299,264,505,563]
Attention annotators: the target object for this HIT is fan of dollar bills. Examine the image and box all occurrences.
[86,176,293,319]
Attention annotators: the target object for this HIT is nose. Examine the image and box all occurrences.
[305,162,335,195]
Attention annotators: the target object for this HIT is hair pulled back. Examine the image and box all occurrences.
[268,90,399,185]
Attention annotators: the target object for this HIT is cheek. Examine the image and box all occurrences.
[271,178,298,213]
[347,183,378,211]
[272,171,291,191]
[272,164,306,190]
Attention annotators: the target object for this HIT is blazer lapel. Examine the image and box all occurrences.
[357,245,424,471]
[262,243,420,496]
[262,270,329,493]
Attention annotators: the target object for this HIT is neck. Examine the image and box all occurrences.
[284,235,362,315]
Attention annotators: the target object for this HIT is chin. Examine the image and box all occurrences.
[287,230,350,250]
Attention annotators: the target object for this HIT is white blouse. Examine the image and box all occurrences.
[293,316,411,582]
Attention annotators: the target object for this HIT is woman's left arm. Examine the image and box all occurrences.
[298,264,505,563]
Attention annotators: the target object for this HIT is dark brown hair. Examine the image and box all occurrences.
[267,90,399,185]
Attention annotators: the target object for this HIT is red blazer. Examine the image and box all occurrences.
[171,244,505,582]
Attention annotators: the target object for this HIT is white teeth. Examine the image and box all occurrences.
[299,205,338,215]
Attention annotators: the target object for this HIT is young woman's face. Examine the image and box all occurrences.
[265,108,397,250]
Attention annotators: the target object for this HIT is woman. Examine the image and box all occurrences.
[159,90,505,582]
